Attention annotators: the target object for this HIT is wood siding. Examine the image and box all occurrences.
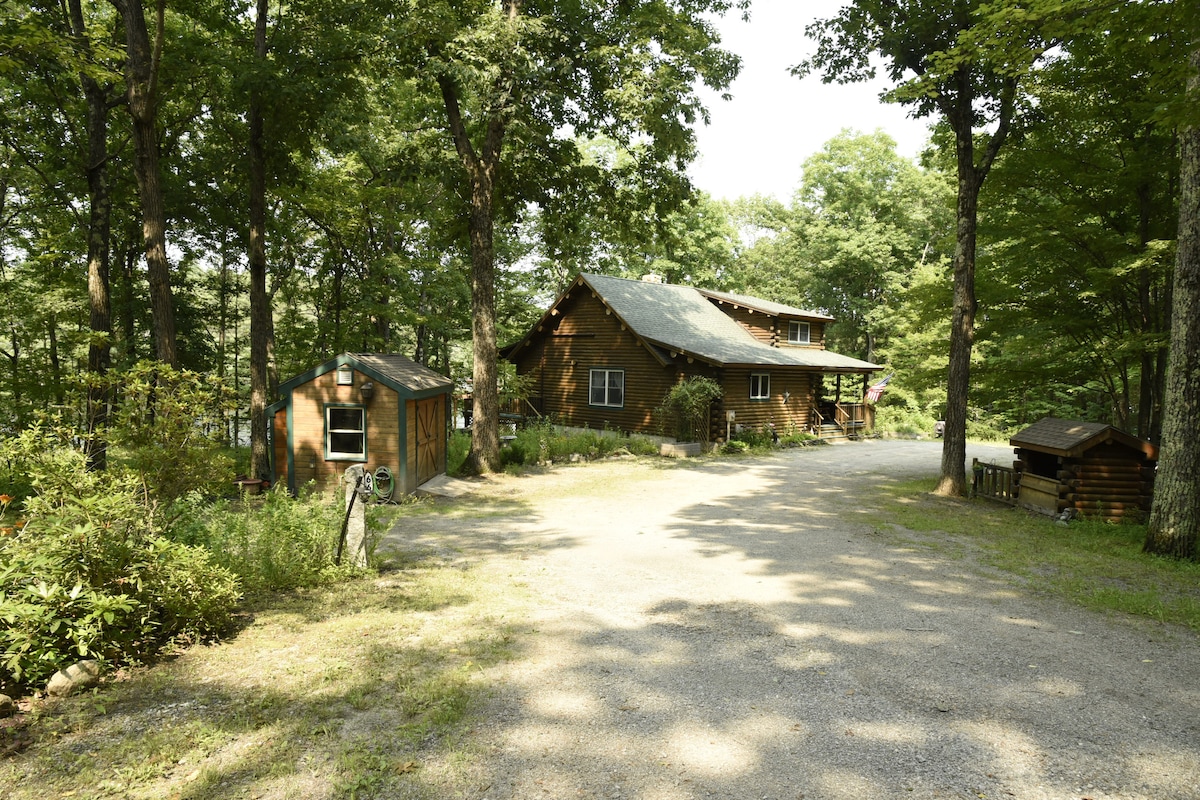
[513,289,681,433]
[285,367,403,492]
[705,301,827,349]
[719,367,815,434]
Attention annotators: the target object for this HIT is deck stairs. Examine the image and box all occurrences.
[816,420,868,443]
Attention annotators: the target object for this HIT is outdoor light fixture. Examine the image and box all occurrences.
[359,381,375,403]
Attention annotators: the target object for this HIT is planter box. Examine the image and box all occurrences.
[660,442,703,458]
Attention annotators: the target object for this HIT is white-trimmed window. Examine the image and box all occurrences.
[750,373,770,400]
[326,405,366,460]
[589,368,625,408]
[787,321,811,344]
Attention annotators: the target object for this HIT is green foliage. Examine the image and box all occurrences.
[172,486,371,596]
[104,362,237,504]
[0,430,239,691]
[447,430,472,477]
[655,377,723,444]
[490,420,658,472]
[730,424,776,449]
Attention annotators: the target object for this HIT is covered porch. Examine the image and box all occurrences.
[810,372,878,441]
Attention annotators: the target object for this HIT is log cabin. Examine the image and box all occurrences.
[268,353,452,496]
[502,273,881,441]
[1008,417,1158,521]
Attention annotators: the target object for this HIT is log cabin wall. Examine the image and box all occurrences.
[1015,442,1156,521]
[512,290,680,434]
[708,302,828,350]
[719,367,814,433]
[712,304,778,344]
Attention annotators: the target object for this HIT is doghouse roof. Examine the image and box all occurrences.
[1009,417,1158,460]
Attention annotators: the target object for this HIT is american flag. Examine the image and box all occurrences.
[865,373,893,404]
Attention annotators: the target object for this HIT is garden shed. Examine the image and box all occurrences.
[268,353,453,497]
[1009,417,1158,521]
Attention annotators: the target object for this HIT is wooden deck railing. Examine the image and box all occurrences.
[972,458,1019,505]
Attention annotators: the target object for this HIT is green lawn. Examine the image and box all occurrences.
[870,479,1200,631]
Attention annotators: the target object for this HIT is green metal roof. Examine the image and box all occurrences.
[578,274,879,371]
[697,288,835,321]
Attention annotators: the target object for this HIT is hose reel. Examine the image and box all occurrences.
[372,466,395,502]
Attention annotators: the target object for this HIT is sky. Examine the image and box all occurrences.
[687,0,933,203]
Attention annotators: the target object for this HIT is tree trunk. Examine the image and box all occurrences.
[466,165,501,474]
[1144,48,1200,561]
[935,73,1014,496]
[936,112,982,496]
[436,73,503,474]
[70,0,114,470]
[111,0,177,366]
[248,0,271,480]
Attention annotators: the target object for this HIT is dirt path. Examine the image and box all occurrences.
[384,441,1200,800]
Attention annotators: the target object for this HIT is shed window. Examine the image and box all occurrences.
[750,373,770,401]
[589,368,624,408]
[787,321,810,344]
[326,405,366,460]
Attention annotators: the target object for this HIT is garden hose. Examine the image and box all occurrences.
[372,466,395,502]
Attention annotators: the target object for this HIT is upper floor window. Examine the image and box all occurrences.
[750,373,770,401]
[787,321,811,344]
[590,368,625,408]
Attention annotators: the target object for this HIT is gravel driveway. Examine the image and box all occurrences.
[386,440,1200,800]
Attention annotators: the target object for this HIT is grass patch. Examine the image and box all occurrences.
[871,479,1200,630]
[0,547,529,800]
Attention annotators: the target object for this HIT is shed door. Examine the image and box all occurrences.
[415,397,444,485]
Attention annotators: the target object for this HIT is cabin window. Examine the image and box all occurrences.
[325,405,366,460]
[750,373,770,401]
[787,321,810,344]
[589,368,624,408]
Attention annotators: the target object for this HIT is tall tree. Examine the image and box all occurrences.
[110,0,177,366]
[798,1,1061,494]
[247,0,270,480]
[401,0,747,474]
[793,130,951,362]
[65,0,119,469]
[1145,46,1200,561]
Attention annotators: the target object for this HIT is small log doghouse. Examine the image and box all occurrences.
[1008,417,1157,522]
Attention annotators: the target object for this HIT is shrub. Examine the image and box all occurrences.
[656,377,723,443]
[104,361,236,503]
[171,485,372,596]
[0,425,240,692]
[731,424,777,449]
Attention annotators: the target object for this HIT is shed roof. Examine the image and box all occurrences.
[1009,417,1158,460]
[271,352,451,412]
[507,273,878,372]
